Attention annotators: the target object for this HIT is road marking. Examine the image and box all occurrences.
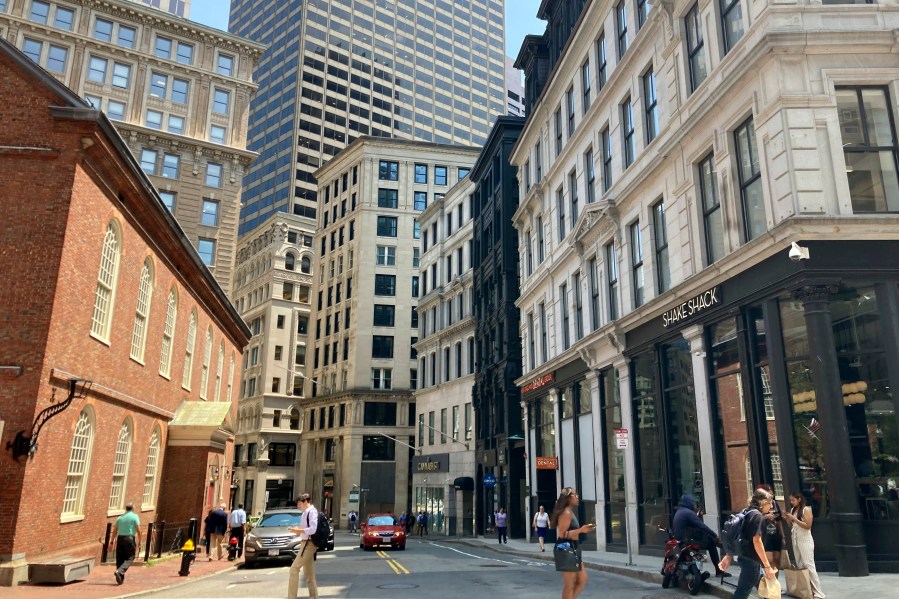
[426,542,519,565]
[374,549,410,574]
[388,559,410,574]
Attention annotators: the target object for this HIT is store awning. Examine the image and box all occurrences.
[453,477,474,491]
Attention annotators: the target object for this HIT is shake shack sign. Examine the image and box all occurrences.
[662,286,721,327]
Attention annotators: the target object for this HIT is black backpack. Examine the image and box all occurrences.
[308,510,330,548]
[721,508,751,557]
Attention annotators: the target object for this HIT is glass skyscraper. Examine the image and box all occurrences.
[230,0,507,236]
[131,0,190,18]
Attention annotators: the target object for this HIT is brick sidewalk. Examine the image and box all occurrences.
[6,553,237,599]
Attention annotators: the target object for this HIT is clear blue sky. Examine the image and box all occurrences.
[188,0,543,57]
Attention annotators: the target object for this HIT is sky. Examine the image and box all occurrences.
[187,0,544,58]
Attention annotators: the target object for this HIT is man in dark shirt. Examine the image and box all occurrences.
[718,489,778,599]
[204,503,229,560]
[672,495,727,576]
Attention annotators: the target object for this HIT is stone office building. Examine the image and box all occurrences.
[512,0,899,574]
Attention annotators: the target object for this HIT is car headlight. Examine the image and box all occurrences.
[396,531,405,537]
[246,534,257,543]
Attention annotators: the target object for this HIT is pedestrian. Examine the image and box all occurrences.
[717,488,778,599]
[672,494,729,577]
[398,511,407,531]
[228,502,247,560]
[287,493,320,599]
[113,502,141,585]
[533,505,550,552]
[756,483,784,570]
[348,509,358,533]
[550,487,595,599]
[205,503,228,560]
[495,507,508,544]
[422,511,429,536]
[785,491,825,599]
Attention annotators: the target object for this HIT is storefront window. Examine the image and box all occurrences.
[413,486,445,534]
[577,379,592,415]
[560,387,575,419]
[749,308,784,501]
[662,340,702,502]
[536,395,555,458]
[601,368,627,546]
[709,317,751,514]
[633,353,665,545]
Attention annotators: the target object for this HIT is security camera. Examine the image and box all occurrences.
[789,242,810,262]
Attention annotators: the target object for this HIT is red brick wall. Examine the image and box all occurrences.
[0,50,244,566]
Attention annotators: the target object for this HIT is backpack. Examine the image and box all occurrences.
[721,508,751,557]
[308,510,330,548]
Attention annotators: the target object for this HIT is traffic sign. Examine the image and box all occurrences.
[615,428,629,449]
[483,473,497,489]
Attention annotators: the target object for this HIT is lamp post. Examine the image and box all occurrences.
[352,484,369,522]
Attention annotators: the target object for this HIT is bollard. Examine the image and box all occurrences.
[187,517,198,547]
[102,522,112,563]
[156,521,166,559]
[178,538,196,576]
[144,522,154,562]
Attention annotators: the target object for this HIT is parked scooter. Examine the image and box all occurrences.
[657,525,711,595]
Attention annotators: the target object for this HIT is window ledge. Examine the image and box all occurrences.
[142,505,155,512]
[60,514,85,524]
[108,509,125,518]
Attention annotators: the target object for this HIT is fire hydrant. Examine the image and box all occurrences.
[178,539,196,576]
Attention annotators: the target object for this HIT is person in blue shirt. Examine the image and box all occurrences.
[672,494,728,577]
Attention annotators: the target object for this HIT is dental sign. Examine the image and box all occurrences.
[661,286,721,328]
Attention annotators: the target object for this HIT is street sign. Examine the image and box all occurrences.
[348,491,360,503]
[615,428,629,449]
[483,473,497,489]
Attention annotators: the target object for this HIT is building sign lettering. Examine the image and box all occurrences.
[662,286,721,327]
[535,456,558,470]
[521,373,555,395]
[412,453,449,473]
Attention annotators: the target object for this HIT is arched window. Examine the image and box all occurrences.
[142,427,161,508]
[159,287,178,377]
[130,258,154,361]
[285,252,296,271]
[300,255,312,274]
[214,342,225,401]
[200,328,213,399]
[289,408,301,430]
[62,409,95,517]
[226,353,235,403]
[108,419,133,511]
[182,310,197,390]
[91,221,121,341]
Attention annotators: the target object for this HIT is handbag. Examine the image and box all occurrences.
[553,540,582,572]
[758,576,783,599]
[784,568,813,599]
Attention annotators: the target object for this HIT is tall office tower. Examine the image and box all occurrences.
[231,212,317,513]
[505,56,525,117]
[229,0,507,237]
[299,137,480,521]
[129,0,190,18]
[0,0,263,296]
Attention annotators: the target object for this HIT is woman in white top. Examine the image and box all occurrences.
[785,491,825,599]
[533,505,550,552]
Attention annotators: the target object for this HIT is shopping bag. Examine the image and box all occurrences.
[758,576,783,599]
[784,567,813,599]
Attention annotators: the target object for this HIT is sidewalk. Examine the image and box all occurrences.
[449,535,899,598]
[4,552,237,599]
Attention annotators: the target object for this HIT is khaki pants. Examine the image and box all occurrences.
[287,540,317,599]
[210,533,224,560]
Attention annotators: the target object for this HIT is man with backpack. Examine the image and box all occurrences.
[718,489,778,599]
[287,493,321,599]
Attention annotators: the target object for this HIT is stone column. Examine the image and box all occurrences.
[614,358,639,557]
[586,370,607,551]
[682,324,721,531]
[799,284,868,576]
[550,388,562,497]
[520,400,531,543]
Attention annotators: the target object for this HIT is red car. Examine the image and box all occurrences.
[359,514,406,551]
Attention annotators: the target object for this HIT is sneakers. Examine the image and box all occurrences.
[114,572,124,585]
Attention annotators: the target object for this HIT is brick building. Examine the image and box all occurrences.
[0,38,249,585]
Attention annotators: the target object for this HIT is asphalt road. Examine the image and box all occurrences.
[143,533,693,598]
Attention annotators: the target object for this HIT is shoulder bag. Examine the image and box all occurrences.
[553,538,582,572]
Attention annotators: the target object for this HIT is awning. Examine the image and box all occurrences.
[453,477,474,491]
[166,401,233,450]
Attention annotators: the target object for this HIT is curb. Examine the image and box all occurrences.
[110,564,239,599]
[445,539,734,598]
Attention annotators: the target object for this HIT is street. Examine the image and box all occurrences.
[142,533,680,598]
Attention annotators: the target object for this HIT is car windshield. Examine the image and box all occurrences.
[258,512,302,527]
[367,516,396,526]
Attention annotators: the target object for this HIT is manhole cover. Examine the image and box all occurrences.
[377,583,419,589]
[479,564,509,568]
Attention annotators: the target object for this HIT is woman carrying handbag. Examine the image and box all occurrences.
[784,492,825,599]
[550,487,596,599]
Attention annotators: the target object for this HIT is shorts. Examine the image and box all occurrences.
[763,529,783,551]
[536,526,547,538]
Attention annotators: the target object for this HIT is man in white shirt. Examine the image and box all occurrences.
[228,502,247,559]
[287,493,319,599]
